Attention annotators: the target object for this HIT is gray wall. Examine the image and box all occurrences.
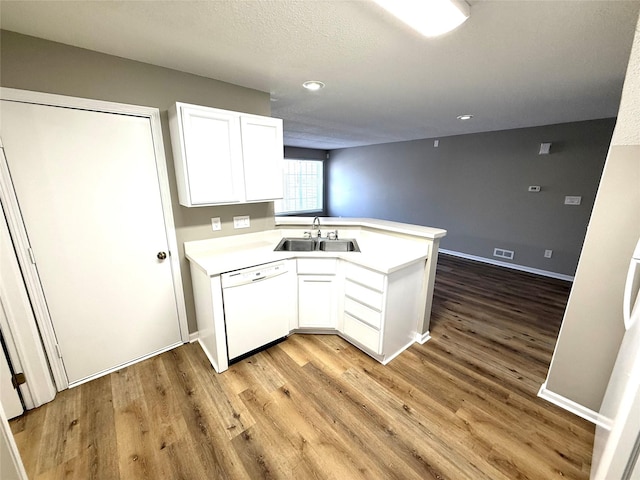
[327,119,615,276]
[284,146,327,161]
[0,30,275,333]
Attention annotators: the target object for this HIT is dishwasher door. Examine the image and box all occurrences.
[222,260,296,361]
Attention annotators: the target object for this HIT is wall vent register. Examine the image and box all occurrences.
[493,248,515,260]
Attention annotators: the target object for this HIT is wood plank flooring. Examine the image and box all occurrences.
[10,254,595,479]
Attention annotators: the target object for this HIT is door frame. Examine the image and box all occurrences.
[0,88,189,391]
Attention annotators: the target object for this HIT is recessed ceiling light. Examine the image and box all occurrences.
[303,81,325,91]
[457,114,473,121]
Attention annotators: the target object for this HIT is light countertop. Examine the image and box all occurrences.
[275,216,447,239]
[185,218,446,276]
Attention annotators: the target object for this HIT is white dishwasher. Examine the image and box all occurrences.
[221,260,296,362]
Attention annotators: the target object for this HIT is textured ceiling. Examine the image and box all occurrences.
[1,0,639,149]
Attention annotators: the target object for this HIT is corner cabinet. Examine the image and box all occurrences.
[342,261,424,363]
[168,102,284,207]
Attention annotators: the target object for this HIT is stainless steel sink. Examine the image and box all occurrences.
[317,239,360,252]
[274,237,360,252]
[274,238,316,251]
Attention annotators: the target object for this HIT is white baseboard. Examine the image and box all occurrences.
[537,382,601,425]
[189,331,199,343]
[439,249,575,282]
[415,331,432,344]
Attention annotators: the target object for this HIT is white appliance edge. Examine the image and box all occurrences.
[591,237,640,479]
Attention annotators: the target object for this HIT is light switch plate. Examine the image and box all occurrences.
[211,217,221,231]
[564,196,582,205]
[233,215,250,229]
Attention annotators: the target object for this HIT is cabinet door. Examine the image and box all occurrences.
[298,275,336,328]
[241,115,284,202]
[181,106,244,205]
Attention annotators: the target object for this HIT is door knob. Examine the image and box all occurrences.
[157,251,167,260]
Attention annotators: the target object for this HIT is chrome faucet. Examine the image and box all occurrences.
[312,216,321,238]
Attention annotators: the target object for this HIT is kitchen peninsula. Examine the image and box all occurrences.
[185,217,446,373]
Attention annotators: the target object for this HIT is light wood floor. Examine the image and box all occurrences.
[10,254,595,479]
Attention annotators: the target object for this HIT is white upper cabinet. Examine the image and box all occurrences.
[169,102,284,207]
[240,115,284,202]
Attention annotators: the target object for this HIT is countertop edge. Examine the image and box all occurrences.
[275,217,447,239]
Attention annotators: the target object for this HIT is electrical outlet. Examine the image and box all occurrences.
[233,215,250,229]
[211,217,221,231]
[564,196,582,205]
[528,185,541,192]
[544,249,553,258]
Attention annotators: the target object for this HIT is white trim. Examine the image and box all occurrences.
[439,249,575,282]
[292,328,340,335]
[380,338,416,365]
[0,144,67,390]
[415,331,432,344]
[538,382,601,425]
[189,332,200,343]
[0,87,189,392]
[0,213,56,408]
[146,108,190,343]
[196,338,224,374]
[68,341,183,389]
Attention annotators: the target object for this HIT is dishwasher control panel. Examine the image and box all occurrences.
[221,261,289,288]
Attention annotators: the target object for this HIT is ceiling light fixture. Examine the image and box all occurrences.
[303,81,325,91]
[457,114,473,120]
[373,0,470,38]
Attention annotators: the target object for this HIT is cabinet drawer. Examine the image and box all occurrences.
[345,263,385,291]
[343,313,381,354]
[344,280,383,311]
[297,258,337,275]
[344,297,382,329]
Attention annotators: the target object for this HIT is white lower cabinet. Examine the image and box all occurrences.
[190,253,426,374]
[297,258,338,329]
[342,264,385,354]
[341,261,424,362]
[298,276,337,328]
[294,258,425,362]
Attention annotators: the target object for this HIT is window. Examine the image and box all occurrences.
[275,159,323,214]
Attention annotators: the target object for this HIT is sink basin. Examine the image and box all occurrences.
[274,238,316,251]
[274,237,360,252]
[318,239,360,252]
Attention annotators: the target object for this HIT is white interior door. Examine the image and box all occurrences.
[0,100,182,385]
